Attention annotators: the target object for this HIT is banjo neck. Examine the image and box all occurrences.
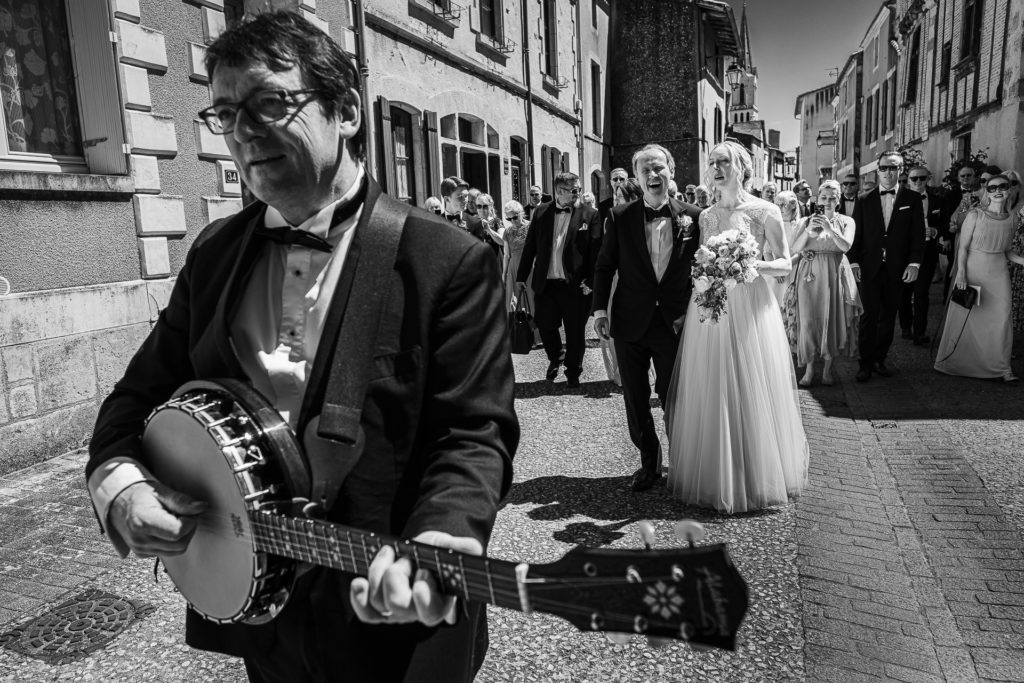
[249,510,527,612]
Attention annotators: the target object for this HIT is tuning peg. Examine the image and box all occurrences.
[673,520,706,546]
[638,520,656,550]
[605,632,632,645]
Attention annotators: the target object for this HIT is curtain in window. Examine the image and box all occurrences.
[393,119,410,201]
[0,0,82,156]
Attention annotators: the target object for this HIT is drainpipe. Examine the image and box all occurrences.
[574,0,585,178]
[352,0,376,176]
[520,0,537,186]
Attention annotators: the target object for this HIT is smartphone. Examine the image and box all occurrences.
[970,195,980,207]
[814,205,825,217]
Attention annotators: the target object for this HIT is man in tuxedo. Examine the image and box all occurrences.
[898,166,943,345]
[86,11,516,682]
[597,167,628,226]
[794,180,815,217]
[837,174,859,216]
[592,144,701,492]
[523,185,552,220]
[516,172,601,388]
[441,176,486,241]
[849,151,926,382]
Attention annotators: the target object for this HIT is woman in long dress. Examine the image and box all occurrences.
[764,190,801,306]
[787,180,862,386]
[666,141,809,514]
[934,174,1024,381]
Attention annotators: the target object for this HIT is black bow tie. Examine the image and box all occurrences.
[644,205,671,221]
[444,213,461,222]
[255,226,333,252]
[880,189,896,196]
[554,206,572,214]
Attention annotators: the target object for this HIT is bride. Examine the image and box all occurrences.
[666,141,809,513]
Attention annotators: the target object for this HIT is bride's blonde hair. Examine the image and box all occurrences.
[704,141,755,200]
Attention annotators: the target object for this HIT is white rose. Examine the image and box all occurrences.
[724,278,737,291]
[694,276,711,293]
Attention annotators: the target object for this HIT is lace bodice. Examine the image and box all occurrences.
[699,200,782,253]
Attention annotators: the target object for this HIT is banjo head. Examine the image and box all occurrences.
[143,381,301,624]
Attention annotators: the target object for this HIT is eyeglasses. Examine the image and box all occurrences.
[987,183,1010,192]
[475,203,491,210]
[841,182,858,186]
[908,176,929,182]
[558,187,582,195]
[529,192,541,197]
[198,89,323,135]
[878,165,900,172]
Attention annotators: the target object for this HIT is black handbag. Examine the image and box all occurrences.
[950,285,977,309]
[508,294,535,355]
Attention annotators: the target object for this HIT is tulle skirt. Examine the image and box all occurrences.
[666,277,809,513]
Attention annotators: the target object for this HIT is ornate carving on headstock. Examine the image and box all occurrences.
[643,580,685,620]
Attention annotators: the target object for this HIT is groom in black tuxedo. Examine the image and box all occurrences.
[848,151,926,382]
[592,144,701,492]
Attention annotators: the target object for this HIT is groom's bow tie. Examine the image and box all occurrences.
[879,189,896,196]
[644,205,672,221]
[255,226,332,252]
[554,205,572,214]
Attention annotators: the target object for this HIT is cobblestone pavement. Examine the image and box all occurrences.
[0,303,1022,682]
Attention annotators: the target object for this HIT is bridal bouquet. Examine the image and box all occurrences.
[691,227,760,324]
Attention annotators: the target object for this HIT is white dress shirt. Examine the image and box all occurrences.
[88,167,366,556]
[546,206,572,279]
[643,199,673,282]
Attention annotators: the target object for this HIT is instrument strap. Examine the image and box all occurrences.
[302,191,410,510]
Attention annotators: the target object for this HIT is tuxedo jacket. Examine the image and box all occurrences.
[86,177,518,675]
[940,186,965,233]
[516,201,601,295]
[836,196,859,216]
[848,186,926,282]
[597,195,615,227]
[591,197,702,342]
[920,187,945,237]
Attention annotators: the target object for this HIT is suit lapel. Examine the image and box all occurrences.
[628,200,658,282]
[867,190,885,233]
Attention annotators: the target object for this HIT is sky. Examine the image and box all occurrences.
[724,0,884,151]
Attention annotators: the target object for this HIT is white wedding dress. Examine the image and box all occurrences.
[666,200,809,513]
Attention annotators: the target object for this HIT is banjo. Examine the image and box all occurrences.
[142,379,749,650]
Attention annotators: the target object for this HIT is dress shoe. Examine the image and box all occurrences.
[630,470,663,492]
[855,368,872,382]
[873,361,892,377]
[901,328,913,340]
[546,360,560,381]
[565,376,581,389]
[1003,373,1019,383]
[913,336,931,346]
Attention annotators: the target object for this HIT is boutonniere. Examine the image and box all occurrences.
[674,214,694,238]
[457,219,466,230]
[577,221,589,232]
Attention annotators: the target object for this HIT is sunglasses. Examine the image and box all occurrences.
[475,203,491,209]
[987,183,1010,192]
[878,165,900,172]
[909,176,929,182]
[505,214,520,220]
[841,182,858,186]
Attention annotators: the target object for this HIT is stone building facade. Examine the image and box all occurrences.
[833,51,864,181]
[795,84,838,191]
[607,0,739,187]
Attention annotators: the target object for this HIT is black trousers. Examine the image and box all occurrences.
[613,310,679,475]
[898,240,940,337]
[534,279,591,379]
[858,265,903,369]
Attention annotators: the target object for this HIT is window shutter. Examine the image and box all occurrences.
[469,0,480,33]
[495,0,505,41]
[378,96,396,194]
[65,0,128,174]
[424,110,440,197]
[561,151,570,173]
[410,110,426,206]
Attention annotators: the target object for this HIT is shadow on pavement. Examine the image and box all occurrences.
[514,379,620,399]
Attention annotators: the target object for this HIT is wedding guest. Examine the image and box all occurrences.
[898,165,944,345]
[684,184,697,204]
[761,182,778,203]
[849,151,926,382]
[580,191,597,209]
[524,185,551,220]
[423,196,443,214]
[935,174,1024,381]
[598,167,629,225]
[466,188,481,217]
[837,174,859,216]
[793,180,814,217]
[694,184,712,208]
[1003,170,1024,332]
[787,180,862,386]
[502,200,534,313]
[475,192,504,263]
[441,176,487,241]
[945,168,984,297]
[516,172,601,388]
[769,190,801,306]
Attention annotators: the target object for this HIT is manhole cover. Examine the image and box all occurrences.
[0,589,155,664]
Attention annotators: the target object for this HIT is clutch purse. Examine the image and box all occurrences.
[950,286,978,309]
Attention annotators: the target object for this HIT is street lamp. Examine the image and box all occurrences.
[726,62,743,90]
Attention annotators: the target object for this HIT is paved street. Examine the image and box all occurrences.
[1,298,1023,682]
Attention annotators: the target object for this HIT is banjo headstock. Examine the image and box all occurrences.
[526,541,748,650]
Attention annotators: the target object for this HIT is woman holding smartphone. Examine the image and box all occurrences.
[785,180,862,386]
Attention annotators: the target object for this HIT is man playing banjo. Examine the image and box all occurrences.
[86,10,517,682]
